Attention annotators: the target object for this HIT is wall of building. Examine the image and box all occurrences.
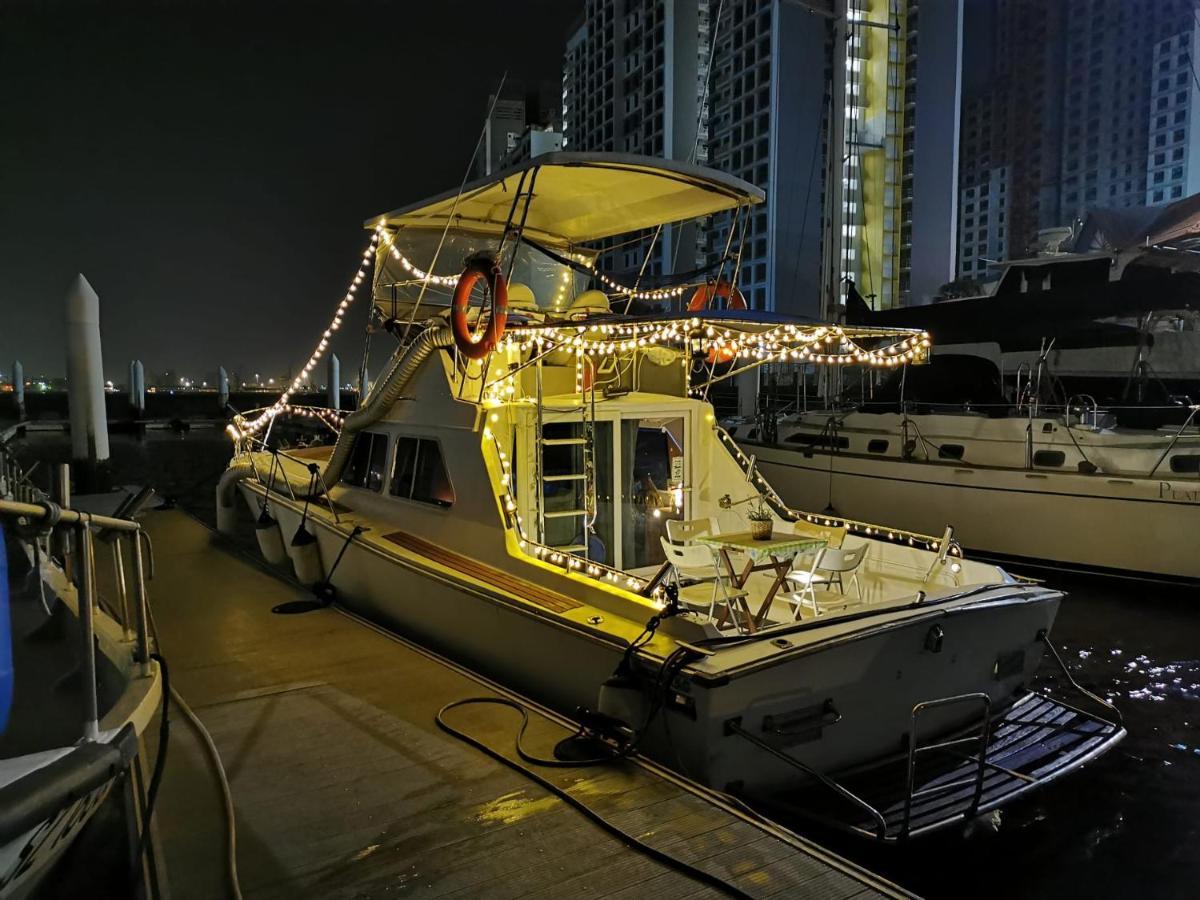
[1146,27,1200,205]
[903,0,963,303]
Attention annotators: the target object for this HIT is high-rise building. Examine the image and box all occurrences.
[561,1,711,280]
[477,81,562,177]
[563,0,962,313]
[957,0,1196,278]
[1146,25,1200,205]
[844,0,964,308]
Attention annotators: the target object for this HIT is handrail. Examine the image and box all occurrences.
[1147,404,1200,477]
[0,497,141,533]
[1,445,155,741]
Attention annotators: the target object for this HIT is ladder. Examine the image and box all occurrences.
[534,354,598,557]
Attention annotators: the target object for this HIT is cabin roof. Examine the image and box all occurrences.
[369,152,765,248]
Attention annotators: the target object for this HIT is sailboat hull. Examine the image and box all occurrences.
[749,444,1200,580]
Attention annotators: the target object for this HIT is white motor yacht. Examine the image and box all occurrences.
[217,153,1123,839]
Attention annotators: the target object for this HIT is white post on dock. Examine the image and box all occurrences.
[133,360,145,413]
[64,274,110,488]
[218,366,230,409]
[327,353,340,412]
[11,361,23,418]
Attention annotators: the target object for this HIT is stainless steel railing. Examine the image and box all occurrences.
[1,445,154,742]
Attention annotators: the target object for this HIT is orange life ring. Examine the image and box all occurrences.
[451,258,508,360]
[688,279,746,364]
[687,279,747,312]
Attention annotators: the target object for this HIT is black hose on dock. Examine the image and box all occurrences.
[435,695,755,900]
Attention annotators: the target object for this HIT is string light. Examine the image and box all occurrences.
[480,415,653,597]
[236,225,384,437]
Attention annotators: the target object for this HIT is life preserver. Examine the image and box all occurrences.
[687,279,747,312]
[688,280,746,364]
[451,258,508,360]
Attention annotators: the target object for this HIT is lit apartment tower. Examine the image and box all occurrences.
[1146,25,1200,205]
[705,0,961,314]
[563,1,960,312]
[958,0,1195,272]
[561,1,711,280]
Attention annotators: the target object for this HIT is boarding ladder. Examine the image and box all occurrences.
[533,354,598,558]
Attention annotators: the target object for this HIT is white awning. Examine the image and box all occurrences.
[370,152,764,248]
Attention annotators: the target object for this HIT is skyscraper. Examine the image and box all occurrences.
[561,1,711,279]
[563,0,963,313]
[957,0,1197,279]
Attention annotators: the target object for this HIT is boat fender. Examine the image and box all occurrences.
[288,523,324,586]
[450,256,508,360]
[254,510,288,565]
[687,279,746,363]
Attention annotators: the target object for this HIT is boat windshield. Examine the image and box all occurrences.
[375,228,596,318]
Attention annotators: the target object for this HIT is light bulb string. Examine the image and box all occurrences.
[237,225,385,436]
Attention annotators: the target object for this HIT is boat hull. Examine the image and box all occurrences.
[246,483,1061,796]
[749,445,1200,580]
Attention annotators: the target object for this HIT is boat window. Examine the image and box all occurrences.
[342,432,388,490]
[867,439,889,454]
[1169,454,1200,473]
[785,433,850,450]
[937,444,965,460]
[367,434,388,491]
[390,437,454,507]
[1033,450,1066,468]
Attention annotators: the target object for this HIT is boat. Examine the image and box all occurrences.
[846,196,1200,415]
[734,355,1200,581]
[0,443,162,898]
[216,152,1124,839]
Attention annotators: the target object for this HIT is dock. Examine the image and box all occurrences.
[138,507,915,899]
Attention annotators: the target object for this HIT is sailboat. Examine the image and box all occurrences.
[216,153,1123,839]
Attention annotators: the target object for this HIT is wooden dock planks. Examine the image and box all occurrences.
[141,508,913,899]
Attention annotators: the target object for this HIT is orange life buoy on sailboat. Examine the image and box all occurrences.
[451,258,508,360]
[688,279,747,364]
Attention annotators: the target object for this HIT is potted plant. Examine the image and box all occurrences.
[747,495,773,541]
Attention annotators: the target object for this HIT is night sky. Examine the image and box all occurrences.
[0,0,580,384]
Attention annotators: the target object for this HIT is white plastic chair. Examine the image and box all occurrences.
[659,536,747,626]
[784,543,868,617]
[665,517,718,544]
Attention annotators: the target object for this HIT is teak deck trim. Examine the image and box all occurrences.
[382,528,584,614]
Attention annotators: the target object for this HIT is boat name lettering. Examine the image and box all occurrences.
[1159,481,1200,502]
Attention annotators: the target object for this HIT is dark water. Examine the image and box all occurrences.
[11,431,1198,899]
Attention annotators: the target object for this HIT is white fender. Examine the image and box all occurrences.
[287,522,324,586]
[254,510,288,565]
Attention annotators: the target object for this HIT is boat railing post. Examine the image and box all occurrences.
[77,519,101,742]
[54,462,73,579]
[112,535,134,641]
[131,528,152,677]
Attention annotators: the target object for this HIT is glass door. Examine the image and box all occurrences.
[618,416,687,571]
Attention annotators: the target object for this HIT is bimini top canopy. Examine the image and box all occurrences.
[369,152,765,248]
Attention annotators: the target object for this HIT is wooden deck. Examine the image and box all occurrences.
[141,508,915,899]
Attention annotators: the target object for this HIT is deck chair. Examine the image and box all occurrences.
[659,537,748,627]
[665,517,717,544]
[784,543,868,618]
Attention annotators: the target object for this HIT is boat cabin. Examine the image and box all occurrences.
[232,154,987,636]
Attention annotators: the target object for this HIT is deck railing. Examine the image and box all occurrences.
[0,443,153,741]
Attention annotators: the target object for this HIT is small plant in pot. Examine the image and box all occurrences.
[747,496,773,541]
